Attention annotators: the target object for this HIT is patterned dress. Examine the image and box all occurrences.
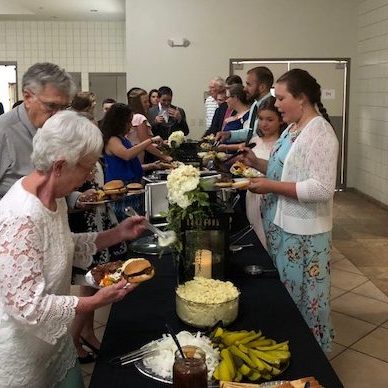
[262,130,334,351]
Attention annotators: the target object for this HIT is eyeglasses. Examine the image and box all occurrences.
[77,161,97,176]
[29,90,70,113]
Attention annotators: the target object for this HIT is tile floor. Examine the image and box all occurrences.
[74,191,388,387]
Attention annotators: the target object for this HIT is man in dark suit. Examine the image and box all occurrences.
[148,86,189,140]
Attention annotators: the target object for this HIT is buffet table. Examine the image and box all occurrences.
[89,231,343,387]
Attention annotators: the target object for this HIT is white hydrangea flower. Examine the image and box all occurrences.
[168,131,185,148]
[167,165,200,209]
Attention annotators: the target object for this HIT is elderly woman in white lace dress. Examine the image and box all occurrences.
[0,111,147,388]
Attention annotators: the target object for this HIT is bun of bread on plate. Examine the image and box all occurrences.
[126,182,143,190]
[103,180,127,196]
[214,181,233,188]
[232,179,250,190]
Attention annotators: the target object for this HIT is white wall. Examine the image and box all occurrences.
[125,0,358,139]
[355,0,388,205]
[0,20,126,96]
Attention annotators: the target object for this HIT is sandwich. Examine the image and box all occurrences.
[230,162,261,178]
[91,258,155,287]
[230,161,247,176]
[121,258,155,283]
[103,180,127,197]
[126,182,143,191]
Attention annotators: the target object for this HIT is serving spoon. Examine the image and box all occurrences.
[229,243,254,252]
[124,207,176,246]
[244,265,279,277]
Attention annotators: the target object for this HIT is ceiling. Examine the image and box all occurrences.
[0,0,125,21]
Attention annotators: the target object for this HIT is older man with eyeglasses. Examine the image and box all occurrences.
[0,62,76,199]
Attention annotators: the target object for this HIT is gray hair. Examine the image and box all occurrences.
[32,110,103,172]
[213,76,225,88]
[22,62,77,98]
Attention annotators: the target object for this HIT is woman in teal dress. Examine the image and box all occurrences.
[240,69,338,351]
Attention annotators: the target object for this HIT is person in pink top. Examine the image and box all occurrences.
[127,88,172,164]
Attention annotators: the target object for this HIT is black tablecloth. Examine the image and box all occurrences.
[90,231,343,387]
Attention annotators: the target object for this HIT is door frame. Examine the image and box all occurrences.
[229,58,350,190]
[0,61,18,109]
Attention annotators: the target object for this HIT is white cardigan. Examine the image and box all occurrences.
[273,116,339,235]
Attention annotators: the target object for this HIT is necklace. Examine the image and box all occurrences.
[290,115,318,142]
[290,125,302,142]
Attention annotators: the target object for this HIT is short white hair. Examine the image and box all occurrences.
[32,110,103,172]
[212,76,225,88]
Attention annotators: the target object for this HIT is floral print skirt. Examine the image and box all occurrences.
[264,218,335,351]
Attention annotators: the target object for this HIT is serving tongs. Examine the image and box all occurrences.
[223,142,256,164]
[109,344,158,367]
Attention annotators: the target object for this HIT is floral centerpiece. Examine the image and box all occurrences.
[165,164,209,252]
[165,164,230,282]
[159,131,186,160]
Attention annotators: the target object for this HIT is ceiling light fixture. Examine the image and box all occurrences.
[90,9,98,12]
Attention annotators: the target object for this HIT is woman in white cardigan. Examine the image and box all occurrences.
[240,69,338,351]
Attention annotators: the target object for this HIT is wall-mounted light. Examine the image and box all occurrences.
[167,38,191,48]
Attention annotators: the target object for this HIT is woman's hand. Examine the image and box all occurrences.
[248,177,273,194]
[162,155,174,163]
[77,279,139,313]
[117,215,147,241]
[168,107,181,122]
[215,131,231,143]
[151,135,163,145]
[95,279,138,306]
[76,189,98,209]
[155,115,165,124]
[238,147,260,169]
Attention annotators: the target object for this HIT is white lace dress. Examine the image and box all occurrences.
[0,178,97,388]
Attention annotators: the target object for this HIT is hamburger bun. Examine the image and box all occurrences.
[214,181,233,188]
[122,258,155,283]
[126,182,143,190]
[232,179,250,190]
[103,180,127,196]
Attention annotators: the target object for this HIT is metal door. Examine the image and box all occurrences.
[89,73,127,122]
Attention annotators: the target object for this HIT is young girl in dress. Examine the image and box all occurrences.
[245,97,284,248]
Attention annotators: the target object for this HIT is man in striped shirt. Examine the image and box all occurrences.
[204,76,225,129]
